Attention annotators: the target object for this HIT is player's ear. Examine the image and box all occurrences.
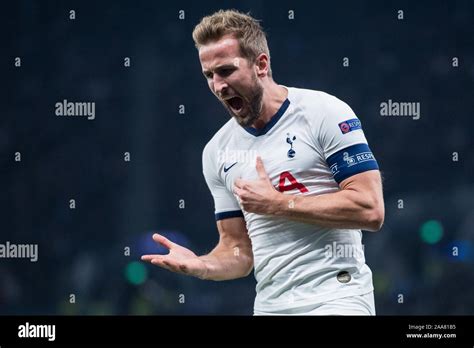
[255,53,269,78]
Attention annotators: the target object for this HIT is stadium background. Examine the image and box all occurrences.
[2,0,473,315]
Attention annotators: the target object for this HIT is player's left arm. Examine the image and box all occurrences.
[234,94,385,231]
[233,157,384,232]
[275,168,384,231]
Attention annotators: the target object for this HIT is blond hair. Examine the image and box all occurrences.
[192,9,272,77]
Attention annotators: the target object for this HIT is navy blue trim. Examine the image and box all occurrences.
[215,210,244,221]
[244,99,290,136]
[326,143,379,184]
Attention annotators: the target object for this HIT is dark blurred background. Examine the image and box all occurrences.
[1,0,473,315]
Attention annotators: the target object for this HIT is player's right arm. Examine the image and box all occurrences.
[141,217,253,280]
[199,217,253,280]
[142,140,253,280]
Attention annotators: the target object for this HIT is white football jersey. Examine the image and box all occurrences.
[202,86,379,313]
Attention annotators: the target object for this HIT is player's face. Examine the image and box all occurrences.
[199,35,263,127]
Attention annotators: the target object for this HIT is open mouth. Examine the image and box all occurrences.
[226,96,244,112]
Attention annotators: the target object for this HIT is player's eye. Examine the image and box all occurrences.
[203,72,213,79]
[219,68,234,77]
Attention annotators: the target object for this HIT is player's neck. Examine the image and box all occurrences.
[251,81,288,130]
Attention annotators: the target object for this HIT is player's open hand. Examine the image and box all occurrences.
[141,233,209,279]
[233,156,282,215]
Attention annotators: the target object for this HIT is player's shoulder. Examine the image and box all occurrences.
[287,86,356,126]
[202,118,237,160]
[287,86,349,111]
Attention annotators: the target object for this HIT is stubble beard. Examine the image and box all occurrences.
[222,75,264,128]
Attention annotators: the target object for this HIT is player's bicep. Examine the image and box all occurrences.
[216,217,251,248]
[216,217,253,261]
[340,170,385,229]
[339,170,383,201]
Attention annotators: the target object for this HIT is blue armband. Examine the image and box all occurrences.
[215,210,244,221]
[326,143,379,184]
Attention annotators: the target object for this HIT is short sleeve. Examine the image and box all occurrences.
[202,143,244,220]
[317,93,379,184]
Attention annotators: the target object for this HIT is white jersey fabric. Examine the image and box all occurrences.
[253,291,376,315]
[202,86,379,313]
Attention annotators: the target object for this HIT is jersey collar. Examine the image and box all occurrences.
[243,98,291,137]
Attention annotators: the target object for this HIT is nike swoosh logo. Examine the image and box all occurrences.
[223,162,238,173]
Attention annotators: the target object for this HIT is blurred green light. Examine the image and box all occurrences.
[372,272,390,295]
[420,220,443,244]
[125,261,148,285]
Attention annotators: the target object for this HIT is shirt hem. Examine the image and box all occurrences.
[253,285,374,312]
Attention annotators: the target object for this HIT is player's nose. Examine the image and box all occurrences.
[213,76,228,98]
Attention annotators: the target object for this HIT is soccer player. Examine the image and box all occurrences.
[141,10,384,315]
